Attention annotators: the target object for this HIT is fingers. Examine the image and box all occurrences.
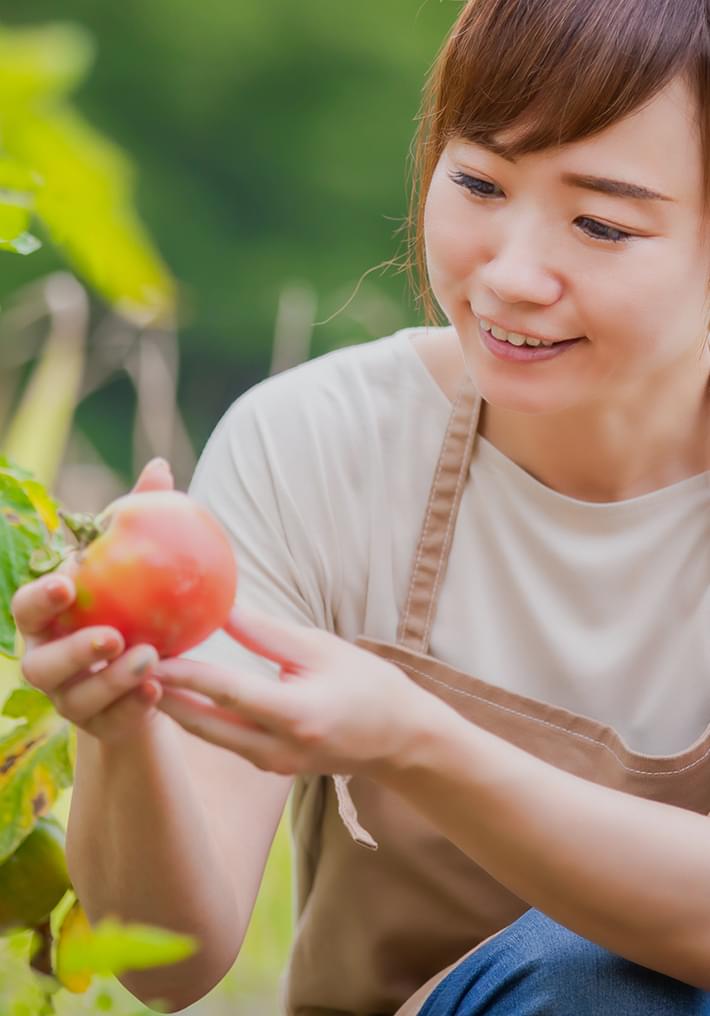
[224,604,323,672]
[153,657,297,733]
[84,678,164,745]
[132,457,174,494]
[157,686,296,775]
[20,616,162,727]
[53,645,160,728]
[11,574,76,641]
[21,622,164,744]
[21,627,125,693]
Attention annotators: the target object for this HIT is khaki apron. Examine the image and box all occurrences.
[284,374,710,1016]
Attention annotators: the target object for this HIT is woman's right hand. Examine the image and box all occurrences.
[11,458,175,745]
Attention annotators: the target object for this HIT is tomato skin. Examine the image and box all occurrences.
[0,816,70,933]
[49,491,237,658]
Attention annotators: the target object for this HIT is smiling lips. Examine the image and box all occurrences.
[477,315,583,346]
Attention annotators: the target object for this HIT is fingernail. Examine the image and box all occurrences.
[92,635,120,656]
[138,679,161,704]
[131,649,159,676]
[46,578,70,604]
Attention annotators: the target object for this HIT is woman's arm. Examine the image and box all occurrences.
[151,606,710,991]
[375,701,710,990]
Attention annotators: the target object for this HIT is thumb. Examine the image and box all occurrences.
[132,457,174,494]
[224,604,320,672]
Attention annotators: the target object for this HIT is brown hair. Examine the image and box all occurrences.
[405,0,710,329]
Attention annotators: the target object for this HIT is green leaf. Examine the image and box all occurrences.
[0,458,33,481]
[3,106,176,326]
[0,933,49,1015]
[0,202,30,244]
[0,23,95,107]
[0,231,41,255]
[0,473,63,658]
[0,157,43,194]
[2,687,55,724]
[0,470,62,534]
[0,697,73,864]
[57,912,198,980]
[15,481,60,534]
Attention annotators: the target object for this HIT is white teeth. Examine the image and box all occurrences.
[481,318,555,348]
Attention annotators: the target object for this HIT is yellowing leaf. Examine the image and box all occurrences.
[55,904,198,987]
[0,473,65,656]
[55,898,92,993]
[16,480,60,532]
[0,690,73,864]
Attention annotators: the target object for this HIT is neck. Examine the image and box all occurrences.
[479,365,710,504]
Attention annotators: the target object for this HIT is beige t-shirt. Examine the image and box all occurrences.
[185,326,709,756]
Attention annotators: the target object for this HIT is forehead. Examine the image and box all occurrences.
[483,76,703,206]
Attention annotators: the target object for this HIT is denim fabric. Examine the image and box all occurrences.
[418,908,710,1015]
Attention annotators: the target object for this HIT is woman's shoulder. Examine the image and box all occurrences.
[196,324,464,505]
[229,324,458,431]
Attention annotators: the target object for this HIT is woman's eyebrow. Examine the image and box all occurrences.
[561,173,674,203]
[461,140,674,203]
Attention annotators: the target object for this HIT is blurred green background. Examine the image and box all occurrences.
[0,2,456,1012]
[0,0,454,479]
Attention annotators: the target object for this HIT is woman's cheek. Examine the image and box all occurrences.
[425,196,483,294]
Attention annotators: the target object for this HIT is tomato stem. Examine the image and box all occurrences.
[58,510,104,549]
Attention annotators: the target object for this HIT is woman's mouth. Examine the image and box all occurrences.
[478,319,585,363]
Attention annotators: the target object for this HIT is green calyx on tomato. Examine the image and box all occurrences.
[48,490,238,659]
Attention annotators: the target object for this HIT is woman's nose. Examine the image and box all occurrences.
[478,227,562,306]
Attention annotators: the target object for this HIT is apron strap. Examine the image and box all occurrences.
[397,374,482,654]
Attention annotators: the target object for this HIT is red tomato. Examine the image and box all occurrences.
[49,490,237,658]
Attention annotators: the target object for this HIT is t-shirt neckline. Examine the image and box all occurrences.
[396,326,709,512]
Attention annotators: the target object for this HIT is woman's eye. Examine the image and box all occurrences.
[447,171,636,246]
[574,216,634,245]
[448,171,501,198]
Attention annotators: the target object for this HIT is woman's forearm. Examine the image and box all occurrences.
[67,717,242,1011]
[376,698,710,990]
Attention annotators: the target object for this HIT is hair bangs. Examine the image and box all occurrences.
[407,0,710,325]
[439,0,705,158]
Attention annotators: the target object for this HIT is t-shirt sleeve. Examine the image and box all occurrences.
[180,379,342,680]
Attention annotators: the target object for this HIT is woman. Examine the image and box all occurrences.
[13,0,710,1013]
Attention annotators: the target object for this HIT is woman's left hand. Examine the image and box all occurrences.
[152,605,429,777]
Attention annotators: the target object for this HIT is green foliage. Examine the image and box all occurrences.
[0,20,175,326]
[0,901,198,1015]
[0,21,94,104]
[0,686,74,864]
[0,157,42,256]
[0,0,456,469]
[0,459,65,656]
[57,913,197,982]
[0,10,253,1011]
[0,932,51,1015]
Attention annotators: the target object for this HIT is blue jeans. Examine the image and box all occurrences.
[418,908,710,1015]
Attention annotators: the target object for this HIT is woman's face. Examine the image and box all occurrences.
[424,75,710,415]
